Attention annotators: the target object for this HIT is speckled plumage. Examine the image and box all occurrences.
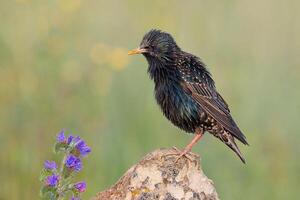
[131,29,248,163]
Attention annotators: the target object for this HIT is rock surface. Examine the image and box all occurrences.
[92,148,219,200]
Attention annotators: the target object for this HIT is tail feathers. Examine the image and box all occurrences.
[227,136,246,164]
[217,131,246,164]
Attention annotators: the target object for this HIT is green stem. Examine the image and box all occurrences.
[57,154,67,199]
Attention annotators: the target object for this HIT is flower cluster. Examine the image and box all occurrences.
[40,130,91,200]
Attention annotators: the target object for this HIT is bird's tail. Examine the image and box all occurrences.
[217,131,246,164]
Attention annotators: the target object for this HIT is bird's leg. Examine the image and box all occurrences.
[160,128,203,162]
[175,128,203,162]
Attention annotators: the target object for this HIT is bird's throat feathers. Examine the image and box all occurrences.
[146,52,213,88]
[146,56,179,84]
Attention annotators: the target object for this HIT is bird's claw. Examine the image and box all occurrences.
[161,146,198,163]
[174,148,192,163]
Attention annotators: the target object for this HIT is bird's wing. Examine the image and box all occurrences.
[179,57,248,144]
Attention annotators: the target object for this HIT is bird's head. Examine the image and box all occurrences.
[128,29,180,63]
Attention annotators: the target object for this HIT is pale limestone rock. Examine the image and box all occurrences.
[92,148,219,200]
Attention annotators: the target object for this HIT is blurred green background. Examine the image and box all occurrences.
[0,0,299,199]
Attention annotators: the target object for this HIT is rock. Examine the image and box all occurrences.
[92,148,219,200]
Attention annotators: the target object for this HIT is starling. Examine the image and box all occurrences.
[128,29,248,163]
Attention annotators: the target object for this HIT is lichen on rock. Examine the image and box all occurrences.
[93,148,219,200]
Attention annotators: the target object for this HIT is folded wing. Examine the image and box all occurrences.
[178,56,248,145]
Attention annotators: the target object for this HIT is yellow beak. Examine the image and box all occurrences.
[128,48,147,55]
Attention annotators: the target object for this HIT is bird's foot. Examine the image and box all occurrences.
[173,146,199,159]
[160,146,198,163]
[174,147,194,163]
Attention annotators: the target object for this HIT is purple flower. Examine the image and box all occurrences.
[75,140,91,157]
[65,155,82,171]
[74,181,86,193]
[57,130,66,143]
[67,135,74,145]
[73,136,81,143]
[45,174,59,187]
[71,197,80,200]
[44,160,57,170]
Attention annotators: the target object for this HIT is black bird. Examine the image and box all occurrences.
[128,29,248,163]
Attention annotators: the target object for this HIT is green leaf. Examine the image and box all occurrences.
[40,169,53,181]
[40,186,59,199]
[40,186,51,197]
[54,142,68,153]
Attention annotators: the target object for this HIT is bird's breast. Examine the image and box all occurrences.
[154,82,201,133]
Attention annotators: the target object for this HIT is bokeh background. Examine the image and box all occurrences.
[0,0,299,199]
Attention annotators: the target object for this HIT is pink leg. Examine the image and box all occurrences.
[175,128,203,162]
